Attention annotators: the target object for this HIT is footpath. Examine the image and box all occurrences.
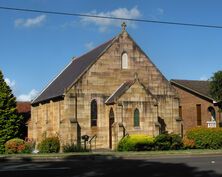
[1,149,222,162]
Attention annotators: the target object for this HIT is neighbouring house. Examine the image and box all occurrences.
[29,23,181,150]
[171,79,222,135]
[16,101,31,139]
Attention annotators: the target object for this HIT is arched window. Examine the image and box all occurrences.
[91,99,97,126]
[134,108,140,127]
[208,106,216,121]
[121,52,128,69]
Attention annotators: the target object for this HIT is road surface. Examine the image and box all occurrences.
[0,154,222,177]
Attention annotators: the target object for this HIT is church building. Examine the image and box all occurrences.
[29,23,181,150]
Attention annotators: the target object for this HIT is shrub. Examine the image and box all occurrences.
[154,133,183,150]
[154,134,171,150]
[117,134,154,151]
[185,127,222,149]
[38,137,60,153]
[63,143,89,152]
[5,138,25,154]
[24,138,35,153]
[170,134,183,150]
[5,138,33,154]
[182,136,196,149]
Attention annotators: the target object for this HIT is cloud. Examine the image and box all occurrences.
[149,8,164,20]
[157,8,164,15]
[17,89,39,101]
[85,42,95,50]
[15,15,46,28]
[80,6,141,32]
[5,77,15,88]
[4,77,38,101]
[200,75,208,81]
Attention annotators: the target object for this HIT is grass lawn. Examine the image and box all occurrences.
[1,149,222,160]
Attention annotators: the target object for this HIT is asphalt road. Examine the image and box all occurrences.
[0,154,222,177]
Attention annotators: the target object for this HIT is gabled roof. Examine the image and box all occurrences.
[105,78,157,105]
[32,29,170,105]
[105,80,134,104]
[170,79,213,101]
[32,37,116,104]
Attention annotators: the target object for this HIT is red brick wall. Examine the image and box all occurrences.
[173,86,220,134]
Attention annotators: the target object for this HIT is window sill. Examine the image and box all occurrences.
[134,126,141,129]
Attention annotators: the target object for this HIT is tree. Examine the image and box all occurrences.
[0,70,23,153]
[209,71,222,110]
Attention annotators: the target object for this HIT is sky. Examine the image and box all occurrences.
[1,0,222,101]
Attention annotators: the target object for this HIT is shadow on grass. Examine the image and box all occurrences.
[0,154,221,177]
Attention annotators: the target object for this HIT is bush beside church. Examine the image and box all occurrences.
[117,127,222,151]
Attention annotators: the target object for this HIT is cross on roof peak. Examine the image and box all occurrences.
[121,22,127,31]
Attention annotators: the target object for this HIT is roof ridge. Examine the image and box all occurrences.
[32,34,118,104]
[74,37,116,62]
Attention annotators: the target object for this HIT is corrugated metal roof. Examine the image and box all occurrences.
[32,37,115,104]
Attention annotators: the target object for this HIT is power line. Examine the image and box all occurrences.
[1,6,222,29]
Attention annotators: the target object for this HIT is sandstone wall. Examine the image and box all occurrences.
[29,31,180,150]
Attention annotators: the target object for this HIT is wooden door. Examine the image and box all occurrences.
[196,104,201,126]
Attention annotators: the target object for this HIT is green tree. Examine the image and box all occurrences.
[0,70,23,153]
[210,71,222,110]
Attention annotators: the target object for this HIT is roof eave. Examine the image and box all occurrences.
[31,95,64,105]
[31,59,73,104]
[170,80,214,102]
[105,101,115,105]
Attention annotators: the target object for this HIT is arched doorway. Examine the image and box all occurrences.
[158,117,166,134]
[109,108,115,149]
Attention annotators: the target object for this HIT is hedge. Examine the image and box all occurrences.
[184,127,222,149]
[117,134,154,151]
[154,133,183,150]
